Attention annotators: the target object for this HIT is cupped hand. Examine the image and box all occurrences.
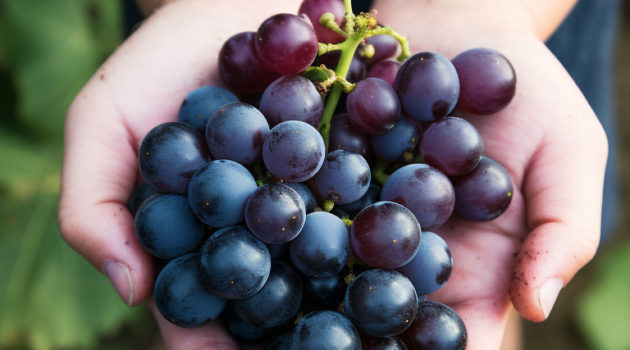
[374,0,607,348]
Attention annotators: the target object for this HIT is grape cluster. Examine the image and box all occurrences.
[130,1,517,349]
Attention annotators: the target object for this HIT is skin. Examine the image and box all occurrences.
[58,0,606,349]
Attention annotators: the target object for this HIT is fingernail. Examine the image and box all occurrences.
[539,277,563,318]
[102,260,134,306]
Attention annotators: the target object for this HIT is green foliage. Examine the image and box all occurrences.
[0,1,149,349]
[577,243,630,350]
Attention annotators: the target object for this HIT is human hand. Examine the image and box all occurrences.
[58,0,300,348]
[373,0,607,348]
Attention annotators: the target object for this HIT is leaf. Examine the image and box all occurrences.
[576,243,630,350]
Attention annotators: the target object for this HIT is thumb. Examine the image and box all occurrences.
[510,110,608,322]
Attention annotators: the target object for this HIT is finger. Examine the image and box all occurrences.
[510,102,608,322]
[147,298,239,350]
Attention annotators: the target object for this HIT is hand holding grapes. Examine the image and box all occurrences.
[58,0,607,349]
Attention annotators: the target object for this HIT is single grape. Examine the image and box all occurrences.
[313,149,371,204]
[134,194,205,259]
[361,334,408,350]
[302,274,346,311]
[297,0,346,43]
[397,231,452,295]
[233,261,303,328]
[263,121,326,182]
[154,253,226,328]
[187,159,258,227]
[401,301,467,350]
[264,332,292,350]
[205,102,269,165]
[371,114,422,163]
[362,34,400,66]
[289,211,349,277]
[367,59,400,87]
[452,47,516,114]
[344,269,417,337]
[336,183,381,218]
[199,226,271,299]
[138,122,209,195]
[255,14,318,75]
[290,311,361,350]
[127,182,159,216]
[244,183,306,244]
[221,303,271,342]
[177,86,239,133]
[381,164,455,230]
[259,75,323,128]
[395,52,460,122]
[451,156,513,221]
[329,113,372,159]
[219,31,279,95]
[284,182,318,213]
[350,201,421,268]
[420,116,483,176]
[346,77,401,135]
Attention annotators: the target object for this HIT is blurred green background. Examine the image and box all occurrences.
[0,1,629,349]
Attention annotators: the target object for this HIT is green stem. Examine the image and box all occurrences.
[373,158,391,185]
[343,0,355,34]
[366,26,412,61]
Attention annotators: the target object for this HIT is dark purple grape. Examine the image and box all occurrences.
[259,75,323,127]
[244,183,306,244]
[219,32,279,95]
[139,122,209,195]
[205,102,269,165]
[199,226,271,299]
[451,156,513,221]
[397,231,452,295]
[267,243,289,259]
[255,14,318,75]
[401,301,467,350]
[452,48,516,114]
[298,0,346,44]
[395,52,460,122]
[289,211,349,277]
[127,182,159,216]
[367,59,400,87]
[302,274,346,311]
[177,86,239,133]
[347,77,400,135]
[350,201,421,268]
[154,253,226,328]
[371,114,421,163]
[284,182,318,213]
[263,121,325,182]
[329,113,372,159]
[313,150,371,204]
[187,159,258,227]
[337,183,381,218]
[233,261,303,328]
[381,164,455,230]
[363,34,400,65]
[290,311,361,350]
[313,51,366,83]
[361,334,408,350]
[134,194,205,259]
[264,332,292,350]
[420,116,483,176]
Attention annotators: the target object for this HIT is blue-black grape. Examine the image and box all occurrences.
[336,183,381,218]
[346,77,401,135]
[313,149,371,204]
[221,302,271,342]
[302,274,346,311]
[139,122,210,194]
[127,182,159,216]
[265,332,292,350]
[244,183,306,244]
[350,201,421,268]
[154,253,226,328]
[344,269,417,337]
[259,75,323,128]
[289,211,349,277]
[205,102,269,165]
[177,86,239,133]
[263,120,326,182]
[401,301,467,350]
[199,226,271,299]
[395,52,460,122]
[233,261,303,328]
[329,113,372,159]
[451,156,513,221]
[381,164,455,230]
[397,231,452,295]
[290,311,361,350]
[371,114,421,163]
[188,159,258,227]
[284,182,318,213]
[134,194,205,259]
[361,334,408,350]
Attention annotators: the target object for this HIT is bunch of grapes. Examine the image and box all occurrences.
[129,0,517,349]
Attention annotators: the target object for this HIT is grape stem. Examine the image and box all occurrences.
[372,158,390,185]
